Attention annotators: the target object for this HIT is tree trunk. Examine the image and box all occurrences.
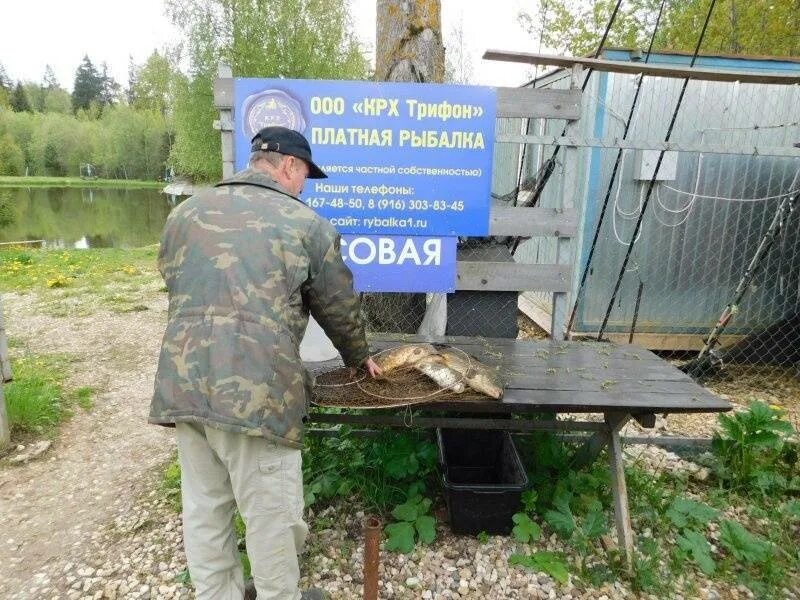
[375,0,445,83]
[374,0,447,335]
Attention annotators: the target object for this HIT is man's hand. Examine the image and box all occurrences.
[364,357,383,378]
[349,357,383,379]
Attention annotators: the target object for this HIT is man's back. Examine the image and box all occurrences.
[150,169,369,447]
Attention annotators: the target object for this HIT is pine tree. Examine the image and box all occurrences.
[72,55,104,112]
[10,83,31,112]
[100,62,120,106]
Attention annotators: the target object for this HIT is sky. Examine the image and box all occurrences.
[0,0,542,91]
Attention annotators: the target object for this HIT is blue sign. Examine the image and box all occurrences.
[234,78,497,236]
[341,235,457,293]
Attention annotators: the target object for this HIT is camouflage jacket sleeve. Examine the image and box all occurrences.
[303,221,370,367]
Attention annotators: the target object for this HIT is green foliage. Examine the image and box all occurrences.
[477,530,489,544]
[303,429,438,513]
[0,134,25,176]
[711,401,798,493]
[72,56,105,113]
[509,552,570,584]
[719,519,772,565]
[74,386,95,410]
[0,106,170,179]
[161,459,183,511]
[3,352,75,439]
[10,83,31,113]
[511,512,542,543]
[519,0,800,58]
[665,497,719,529]
[676,530,716,575]
[132,51,178,117]
[166,0,369,181]
[385,495,437,553]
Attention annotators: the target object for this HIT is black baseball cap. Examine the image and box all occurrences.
[250,126,327,179]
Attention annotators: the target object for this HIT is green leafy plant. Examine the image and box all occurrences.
[385,495,436,553]
[665,497,719,529]
[719,520,772,565]
[509,552,570,584]
[712,401,797,493]
[675,530,716,575]
[477,530,490,544]
[511,513,542,543]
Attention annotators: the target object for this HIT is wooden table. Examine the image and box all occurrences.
[306,335,731,563]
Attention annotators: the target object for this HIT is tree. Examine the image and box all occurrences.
[166,0,369,181]
[0,63,11,109]
[127,55,137,105]
[519,0,800,57]
[444,12,474,84]
[132,51,177,116]
[10,83,31,112]
[43,65,59,90]
[0,133,25,175]
[72,55,104,112]
[100,62,121,106]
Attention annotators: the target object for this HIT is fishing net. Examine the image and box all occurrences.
[312,345,495,409]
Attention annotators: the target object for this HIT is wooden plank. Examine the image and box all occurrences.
[496,87,581,119]
[368,337,664,362]
[519,293,553,335]
[0,302,10,382]
[306,412,607,432]
[0,301,9,448]
[489,207,577,237]
[607,412,634,568]
[552,64,582,340]
[217,65,235,179]
[495,133,800,158]
[213,76,234,109]
[503,377,707,395]
[483,50,800,85]
[456,262,572,292]
[214,77,584,119]
[589,331,747,352]
[410,389,728,412]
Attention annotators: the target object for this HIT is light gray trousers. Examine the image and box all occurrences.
[176,422,308,600]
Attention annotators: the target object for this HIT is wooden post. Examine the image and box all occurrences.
[0,300,12,449]
[217,63,235,179]
[606,411,634,568]
[551,64,583,340]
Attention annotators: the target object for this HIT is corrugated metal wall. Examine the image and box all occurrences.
[505,52,800,340]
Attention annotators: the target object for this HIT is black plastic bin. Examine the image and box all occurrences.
[437,428,528,535]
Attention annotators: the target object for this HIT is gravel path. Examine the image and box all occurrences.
[1,292,792,599]
[0,291,174,598]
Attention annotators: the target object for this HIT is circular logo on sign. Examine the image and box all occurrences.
[242,89,307,138]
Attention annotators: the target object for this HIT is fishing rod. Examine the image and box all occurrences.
[682,180,799,378]
[507,0,625,254]
[596,0,719,340]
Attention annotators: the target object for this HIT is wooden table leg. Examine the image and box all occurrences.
[606,412,634,569]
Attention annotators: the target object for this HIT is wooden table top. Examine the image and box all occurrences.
[308,334,731,415]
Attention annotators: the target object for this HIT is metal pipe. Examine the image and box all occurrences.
[363,516,382,600]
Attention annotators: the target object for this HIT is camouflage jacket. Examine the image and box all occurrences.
[149,168,369,448]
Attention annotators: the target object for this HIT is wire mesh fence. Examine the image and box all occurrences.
[362,56,800,418]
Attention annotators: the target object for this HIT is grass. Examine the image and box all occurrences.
[2,351,91,444]
[0,176,164,189]
[0,246,163,315]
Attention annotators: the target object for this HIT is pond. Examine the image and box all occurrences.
[0,187,184,248]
